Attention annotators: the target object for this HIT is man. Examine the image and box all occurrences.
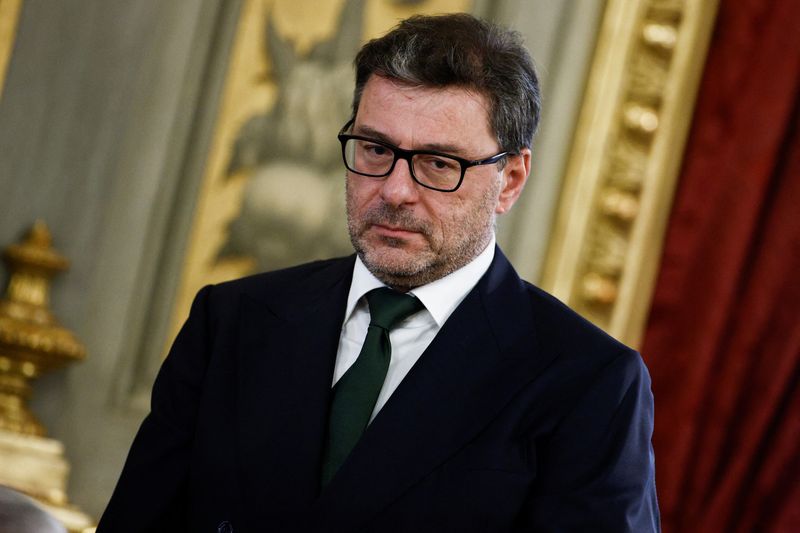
[99,13,659,532]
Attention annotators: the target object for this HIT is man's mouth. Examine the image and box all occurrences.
[370,223,420,238]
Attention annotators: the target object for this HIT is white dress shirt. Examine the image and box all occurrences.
[333,235,496,420]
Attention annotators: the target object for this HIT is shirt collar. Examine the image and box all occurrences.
[345,234,496,327]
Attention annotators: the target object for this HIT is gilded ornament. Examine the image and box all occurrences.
[628,53,670,103]
[608,140,647,191]
[623,103,660,135]
[0,221,95,531]
[0,221,86,436]
[587,224,628,276]
[600,189,641,222]
[582,272,619,305]
[642,23,678,51]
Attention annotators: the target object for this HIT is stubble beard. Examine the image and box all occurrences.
[345,179,500,291]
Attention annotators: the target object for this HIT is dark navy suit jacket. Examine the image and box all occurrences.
[98,249,660,532]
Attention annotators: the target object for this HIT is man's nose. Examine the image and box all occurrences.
[379,158,419,206]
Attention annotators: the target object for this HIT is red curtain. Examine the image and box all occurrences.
[641,0,800,531]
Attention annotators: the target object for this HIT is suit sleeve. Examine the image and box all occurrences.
[97,285,215,533]
[522,349,661,532]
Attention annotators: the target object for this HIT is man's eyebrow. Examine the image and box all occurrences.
[353,124,395,144]
[354,124,467,156]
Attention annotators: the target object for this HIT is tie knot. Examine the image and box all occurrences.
[366,287,424,331]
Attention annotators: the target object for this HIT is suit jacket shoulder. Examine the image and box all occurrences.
[209,255,355,305]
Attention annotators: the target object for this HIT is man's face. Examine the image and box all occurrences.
[346,75,530,290]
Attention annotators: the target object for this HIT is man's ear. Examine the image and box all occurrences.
[495,148,531,214]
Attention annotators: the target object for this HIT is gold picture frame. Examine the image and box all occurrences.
[541,0,719,347]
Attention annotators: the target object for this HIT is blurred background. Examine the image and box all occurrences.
[0,0,797,531]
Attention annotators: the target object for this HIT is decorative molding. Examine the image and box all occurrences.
[0,222,85,437]
[540,0,720,348]
[0,0,23,99]
[0,222,94,532]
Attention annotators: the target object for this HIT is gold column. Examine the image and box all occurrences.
[0,221,94,532]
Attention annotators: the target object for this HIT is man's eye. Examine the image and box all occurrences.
[420,156,459,171]
[364,144,391,157]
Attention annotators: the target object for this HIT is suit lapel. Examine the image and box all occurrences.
[310,250,559,530]
[235,257,353,517]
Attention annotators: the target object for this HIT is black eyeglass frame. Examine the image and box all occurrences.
[337,119,513,192]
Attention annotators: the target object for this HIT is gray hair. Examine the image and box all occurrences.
[352,13,541,152]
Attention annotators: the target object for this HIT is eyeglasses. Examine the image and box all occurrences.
[337,119,511,192]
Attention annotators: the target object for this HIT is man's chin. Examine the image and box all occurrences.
[356,241,429,277]
[362,248,421,273]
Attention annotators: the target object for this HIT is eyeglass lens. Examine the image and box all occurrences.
[343,138,461,190]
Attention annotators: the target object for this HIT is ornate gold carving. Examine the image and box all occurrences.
[642,22,678,51]
[582,272,619,305]
[541,0,720,346]
[623,103,660,135]
[0,221,85,436]
[0,222,94,532]
[599,189,640,222]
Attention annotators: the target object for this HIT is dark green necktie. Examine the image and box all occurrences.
[321,287,424,486]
